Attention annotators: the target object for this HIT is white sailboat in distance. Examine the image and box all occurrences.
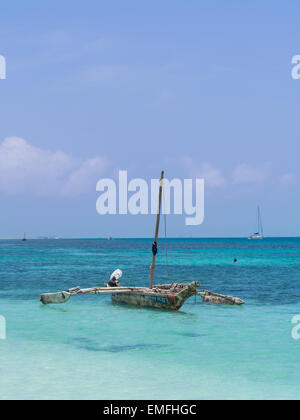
[248,206,264,240]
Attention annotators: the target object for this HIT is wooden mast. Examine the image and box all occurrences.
[149,170,164,289]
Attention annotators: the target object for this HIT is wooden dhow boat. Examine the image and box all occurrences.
[41,171,199,310]
[40,170,244,309]
[40,282,200,310]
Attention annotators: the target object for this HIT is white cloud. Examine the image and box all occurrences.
[0,137,108,196]
[232,162,271,184]
[22,30,71,46]
[172,156,226,187]
[62,156,109,196]
[279,172,296,186]
[11,33,110,73]
[82,65,127,84]
[196,162,225,187]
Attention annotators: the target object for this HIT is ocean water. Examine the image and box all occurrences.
[1,237,300,400]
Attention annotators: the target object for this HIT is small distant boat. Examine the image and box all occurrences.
[22,233,27,241]
[248,206,263,240]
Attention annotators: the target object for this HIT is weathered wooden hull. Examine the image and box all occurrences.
[40,282,200,310]
[111,283,198,310]
[111,292,176,309]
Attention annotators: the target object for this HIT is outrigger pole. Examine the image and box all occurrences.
[149,170,164,289]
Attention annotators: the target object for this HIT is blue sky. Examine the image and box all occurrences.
[0,0,300,237]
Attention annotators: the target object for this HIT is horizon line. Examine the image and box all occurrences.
[1,235,299,240]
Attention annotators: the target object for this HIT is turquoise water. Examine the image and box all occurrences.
[1,238,300,400]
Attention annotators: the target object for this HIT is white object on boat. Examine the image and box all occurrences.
[109,269,122,281]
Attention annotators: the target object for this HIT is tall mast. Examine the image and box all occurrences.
[149,170,164,289]
[258,206,264,237]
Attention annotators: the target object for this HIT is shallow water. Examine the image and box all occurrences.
[1,238,300,399]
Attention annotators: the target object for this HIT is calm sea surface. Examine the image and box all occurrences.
[1,238,300,399]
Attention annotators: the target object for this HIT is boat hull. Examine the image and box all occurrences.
[111,282,198,310]
[111,292,176,310]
